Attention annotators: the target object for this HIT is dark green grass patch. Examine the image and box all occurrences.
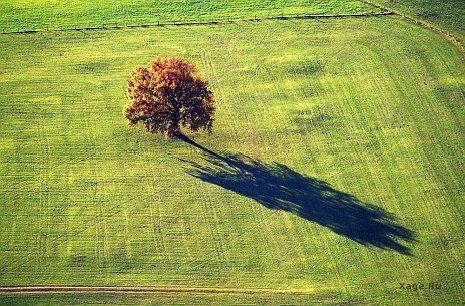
[370,0,465,41]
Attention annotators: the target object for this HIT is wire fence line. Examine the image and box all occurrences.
[0,11,393,35]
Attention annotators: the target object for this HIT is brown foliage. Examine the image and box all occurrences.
[123,57,215,137]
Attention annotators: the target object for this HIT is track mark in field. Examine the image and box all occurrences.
[197,176,226,267]
[83,97,104,271]
[142,133,168,261]
[1,123,152,273]
[37,122,46,266]
[459,262,465,279]
[0,194,138,278]
[1,129,126,196]
[0,286,318,296]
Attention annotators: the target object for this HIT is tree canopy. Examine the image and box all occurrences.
[123,57,215,137]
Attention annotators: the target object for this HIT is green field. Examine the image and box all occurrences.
[0,0,377,32]
[0,292,339,305]
[370,0,465,41]
[1,4,465,306]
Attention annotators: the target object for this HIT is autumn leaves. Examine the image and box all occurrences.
[123,57,215,137]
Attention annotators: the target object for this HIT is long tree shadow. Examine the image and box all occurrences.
[178,135,416,255]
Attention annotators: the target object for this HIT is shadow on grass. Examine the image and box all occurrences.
[178,135,416,255]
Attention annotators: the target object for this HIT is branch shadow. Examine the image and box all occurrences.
[178,135,416,255]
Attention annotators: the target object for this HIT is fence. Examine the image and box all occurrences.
[1,11,392,35]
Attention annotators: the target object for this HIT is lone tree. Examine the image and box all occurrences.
[123,57,215,137]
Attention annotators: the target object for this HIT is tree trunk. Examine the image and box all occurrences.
[168,113,181,137]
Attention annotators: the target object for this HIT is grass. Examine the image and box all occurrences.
[0,0,378,32]
[0,292,337,305]
[369,0,465,41]
[0,16,465,305]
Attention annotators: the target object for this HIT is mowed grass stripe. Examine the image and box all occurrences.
[1,17,465,304]
[354,20,465,291]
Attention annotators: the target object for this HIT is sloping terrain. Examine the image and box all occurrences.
[369,0,465,41]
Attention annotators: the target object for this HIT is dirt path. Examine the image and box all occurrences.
[0,285,317,295]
